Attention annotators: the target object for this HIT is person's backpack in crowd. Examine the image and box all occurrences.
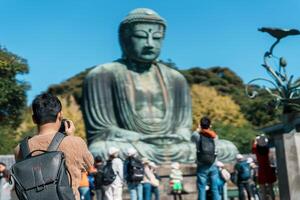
[196,134,216,165]
[127,157,144,182]
[256,135,269,155]
[10,132,75,200]
[236,161,251,181]
[101,160,116,185]
[94,164,105,188]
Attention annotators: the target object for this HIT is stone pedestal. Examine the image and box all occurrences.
[262,115,300,200]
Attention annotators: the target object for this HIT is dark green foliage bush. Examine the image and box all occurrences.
[0,47,29,153]
[214,122,259,153]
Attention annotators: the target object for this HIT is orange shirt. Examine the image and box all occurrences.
[201,128,217,138]
[79,172,89,187]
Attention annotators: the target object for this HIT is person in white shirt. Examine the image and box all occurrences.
[103,147,124,200]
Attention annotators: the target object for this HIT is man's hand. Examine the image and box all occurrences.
[65,120,75,135]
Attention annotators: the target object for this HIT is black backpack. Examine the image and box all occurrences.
[196,133,216,165]
[94,164,105,189]
[10,132,75,200]
[101,160,116,186]
[127,157,144,182]
[236,161,251,181]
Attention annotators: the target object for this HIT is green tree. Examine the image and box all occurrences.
[0,47,29,154]
[214,122,259,153]
[191,84,247,129]
[182,67,281,127]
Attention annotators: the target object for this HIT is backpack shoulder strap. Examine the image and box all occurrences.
[20,136,32,159]
[47,132,66,151]
[198,133,203,150]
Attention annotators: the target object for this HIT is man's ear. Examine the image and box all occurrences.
[57,111,63,122]
[32,115,37,124]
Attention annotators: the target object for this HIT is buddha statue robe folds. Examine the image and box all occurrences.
[83,59,195,163]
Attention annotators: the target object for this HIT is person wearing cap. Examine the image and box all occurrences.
[123,148,143,200]
[142,159,159,200]
[215,161,231,200]
[234,154,253,200]
[149,162,160,200]
[103,147,124,200]
[169,162,183,200]
[82,8,195,164]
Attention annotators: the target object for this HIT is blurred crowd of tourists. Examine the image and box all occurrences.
[0,94,278,200]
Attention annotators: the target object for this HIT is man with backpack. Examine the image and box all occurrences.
[102,147,124,200]
[124,148,144,200]
[191,117,221,200]
[13,93,94,200]
[234,154,253,200]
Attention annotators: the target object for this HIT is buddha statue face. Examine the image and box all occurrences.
[121,23,165,63]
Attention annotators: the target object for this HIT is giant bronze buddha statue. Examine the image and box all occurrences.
[82,8,238,163]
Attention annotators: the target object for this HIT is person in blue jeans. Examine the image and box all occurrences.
[192,117,221,200]
[124,148,143,200]
[128,183,143,200]
[197,164,221,200]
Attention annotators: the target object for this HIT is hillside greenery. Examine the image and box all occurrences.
[3,60,284,154]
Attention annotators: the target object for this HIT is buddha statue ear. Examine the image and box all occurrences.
[118,23,132,59]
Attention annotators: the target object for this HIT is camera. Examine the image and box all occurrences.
[59,119,70,133]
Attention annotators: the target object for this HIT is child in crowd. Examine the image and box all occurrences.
[169,162,183,200]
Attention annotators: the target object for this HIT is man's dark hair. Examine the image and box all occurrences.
[0,162,6,167]
[200,117,211,129]
[94,155,102,163]
[32,93,62,125]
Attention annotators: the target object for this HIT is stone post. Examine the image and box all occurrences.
[262,115,300,200]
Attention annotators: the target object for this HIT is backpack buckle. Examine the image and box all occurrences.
[36,184,45,192]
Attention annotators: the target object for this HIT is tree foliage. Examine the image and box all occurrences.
[182,67,281,127]
[191,84,247,129]
[214,122,259,154]
[0,47,29,154]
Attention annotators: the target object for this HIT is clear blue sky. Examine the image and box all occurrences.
[1,0,300,104]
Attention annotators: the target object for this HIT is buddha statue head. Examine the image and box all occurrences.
[119,8,167,63]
